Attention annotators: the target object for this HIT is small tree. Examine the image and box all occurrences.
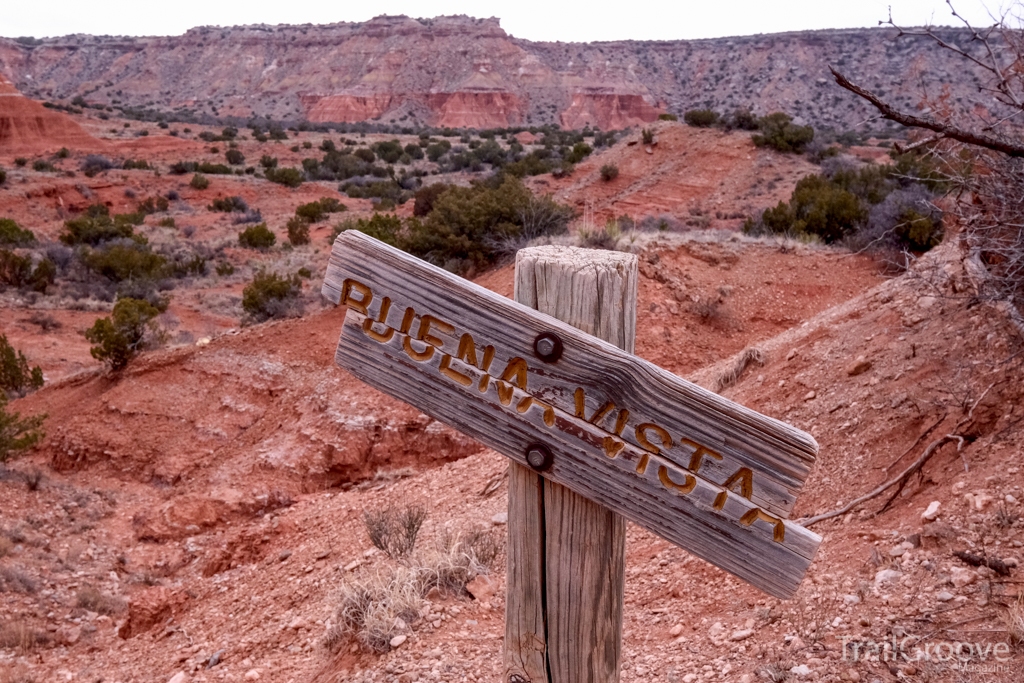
[752,113,815,153]
[0,219,33,246]
[242,270,303,323]
[84,298,162,370]
[684,109,720,127]
[286,216,311,246]
[0,393,45,463]
[600,164,620,182]
[238,223,276,250]
[0,334,43,397]
[225,149,245,166]
[265,167,304,188]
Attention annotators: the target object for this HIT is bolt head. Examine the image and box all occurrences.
[524,443,553,472]
[533,332,563,363]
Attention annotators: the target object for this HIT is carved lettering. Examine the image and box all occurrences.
[439,354,472,387]
[516,396,556,427]
[362,296,395,342]
[713,467,755,510]
[658,465,696,495]
[341,278,372,315]
[636,423,671,474]
[739,508,786,543]
[495,357,529,406]
[403,314,454,362]
[680,437,723,474]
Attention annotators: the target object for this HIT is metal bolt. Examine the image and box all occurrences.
[533,332,563,363]
[525,443,554,472]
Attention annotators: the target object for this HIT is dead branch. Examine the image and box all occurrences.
[802,433,960,527]
[802,382,997,527]
[885,413,948,473]
[953,550,1013,576]
[830,67,1024,157]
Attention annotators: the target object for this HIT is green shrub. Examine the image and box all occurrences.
[158,217,176,228]
[242,270,303,323]
[728,108,760,131]
[14,158,27,167]
[566,142,593,164]
[295,197,346,223]
[0,334,44,397]
[215,261,235,276]
[684,109,719,127]
[752,113,815,153]
[658,113,679,121]
[0,168,6,185]
[265,167,304,188]
[190,173,210,190]
[259,154,278,169]
[32,160,55,172]
[641,128,655,145]
[0,219,35,246]
[122,159,151,170]
[29,258,56,292]
[286,216,310,246]
[0,393,45,463]
[84,298,162,370]
[238,223,276,250]
[600,164,619,182]
[225,149,245,165]
[372,140,403,164]
[755,176,865,243]
[197,162,232,175]
[413,184,451,217]
[333,213,403,247]
[83,242,167,282]
[745,159,943,252]
[208,196,248,213]
[354,148,376,163]
[425,141,451,162]
[403,176,572,271]
[137,196,169,214]
[59,206,135,246]
[0,250,32,288]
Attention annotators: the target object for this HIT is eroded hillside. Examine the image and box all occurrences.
[0,16,993,131]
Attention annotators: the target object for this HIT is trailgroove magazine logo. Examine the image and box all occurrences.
[840,634,1011,671]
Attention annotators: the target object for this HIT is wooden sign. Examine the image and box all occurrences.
[323,231,821,599]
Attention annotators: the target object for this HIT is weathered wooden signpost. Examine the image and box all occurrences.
[323,231,822,683]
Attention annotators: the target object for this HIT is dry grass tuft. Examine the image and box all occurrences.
[713,347,767,393]
[364,505,427,558]
[0,619,47,651]
[1003,595,1024,647]
[323,565,422,654]
[758,661,791,683]
[0,566,37,594]
[75,585,126,615]
[323,526,500,653]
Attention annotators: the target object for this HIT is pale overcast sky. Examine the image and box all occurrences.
[0,0,1005,41]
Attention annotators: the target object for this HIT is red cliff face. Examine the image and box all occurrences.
[0,74,103,155]
[423,90,526,128]
[300,92,396,123]
[560,91,663,130]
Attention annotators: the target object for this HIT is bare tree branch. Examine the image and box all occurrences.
[830,66,1024,157]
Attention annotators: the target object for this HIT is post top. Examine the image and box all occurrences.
[515,245,638,270]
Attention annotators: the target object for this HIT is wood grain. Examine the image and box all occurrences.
[323,231,823,598]
[507,246,633,683]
